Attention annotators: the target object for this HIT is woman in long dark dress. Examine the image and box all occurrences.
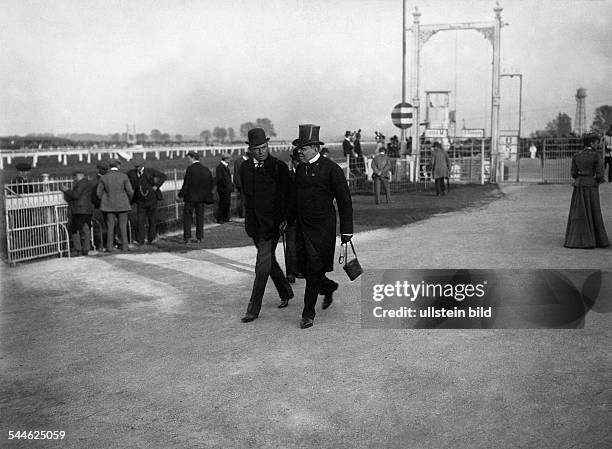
[564,133,609,248]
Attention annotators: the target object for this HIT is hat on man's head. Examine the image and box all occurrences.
[582,132,600,147]
[15,162,32,172]
[292,124,325,149]
[186,150,200,159]
[221,153,231,161]
[109,159,121,168]
[345,131,352,138]
[245,128,270,148]
[96,161,109,172]
[131,154,145,166]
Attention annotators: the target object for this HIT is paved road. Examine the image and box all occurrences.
[1,183,611,449]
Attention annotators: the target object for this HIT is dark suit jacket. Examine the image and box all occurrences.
[343,139,354,157]
[233,156,248,189]
[239,156,294,240]
[127,167,167,203]
[215,162,233,194]
[63,178,94,215]
[178,162,215,203]
[293,156,353,274]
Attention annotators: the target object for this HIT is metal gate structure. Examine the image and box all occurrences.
[3,178,72,264]
[502,137,582,184]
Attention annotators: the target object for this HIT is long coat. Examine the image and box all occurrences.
[431,147,451,179]
[239,155,293,240]
[215,163,233,194]
[63,178,94,215]
[178,162,215,203]
[293,156,353,274]
[126,167,167,204]
[96,169,134,213]
[564,147,609,248]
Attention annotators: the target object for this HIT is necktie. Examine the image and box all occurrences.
[256,162,263,168]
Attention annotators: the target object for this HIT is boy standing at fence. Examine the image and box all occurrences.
[61,170,94,256]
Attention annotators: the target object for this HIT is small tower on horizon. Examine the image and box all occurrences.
[574,88,587,136]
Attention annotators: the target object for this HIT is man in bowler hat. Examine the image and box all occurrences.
[178,151,215,243]
[239,128,295,322]
[291,124,353,329]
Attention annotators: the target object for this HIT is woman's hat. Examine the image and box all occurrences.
[245,128,270,148]
[292,124,325,148]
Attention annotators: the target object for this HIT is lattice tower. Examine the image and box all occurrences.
[574,88,587,136]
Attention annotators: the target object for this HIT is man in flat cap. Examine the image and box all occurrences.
[178,151,215,243]
[291,124,353,329]
[127,155,167,245]
[61,169,94,256]
[239,127,295,323]
[215,153,233,223]
[96,159,134,252]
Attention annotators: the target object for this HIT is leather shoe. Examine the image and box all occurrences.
[300,318,313,329]
[278,298,290,308]
[322,281,339,310]
[241,314,258,323]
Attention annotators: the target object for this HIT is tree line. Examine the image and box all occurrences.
[531,105,612,138]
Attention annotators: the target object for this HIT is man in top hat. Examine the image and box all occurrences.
[291,124,353,329]
[97,159,134,252]
[126,154,167,245]
[215,153,234,223]
[239,128,295,322]
[178,150,215,243]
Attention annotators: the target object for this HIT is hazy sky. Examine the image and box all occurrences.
[2,0,611,141]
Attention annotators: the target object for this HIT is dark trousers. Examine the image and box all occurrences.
[302,271,337,320]
[135,200,158,243]
[105,211,129,252]
[373,177,391,204]
[245,237,293,317]
[435,177,447,195]
[605,155,612,182]
[183,201,205,240]
[70,214,92,254]
[284,223,298,276]
[217,192,231,222]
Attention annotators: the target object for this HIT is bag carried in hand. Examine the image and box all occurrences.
[339,240,363,281]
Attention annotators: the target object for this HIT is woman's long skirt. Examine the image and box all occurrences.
[564,186,609,248]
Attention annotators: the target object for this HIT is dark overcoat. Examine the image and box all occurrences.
[215,163,233,194]
[239,155,294,240]
[63,178,94,215]
[431,147,451,179]
[178,162,215,203]
[293,156,353,274]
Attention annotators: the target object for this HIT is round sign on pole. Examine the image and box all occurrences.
[391,102,413,129]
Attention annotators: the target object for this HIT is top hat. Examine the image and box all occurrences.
[292,124,325,148]
[186,150,200,159]
[344,131,352,138]
[15,162,32,172]
[245,128,270,148]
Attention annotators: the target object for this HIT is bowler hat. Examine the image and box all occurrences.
[109,159,121,168]
[292,124,325,148]
[131,154,145,166]
[186,150,200,159]
[245,128,270,148]
[15,162,32,172]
